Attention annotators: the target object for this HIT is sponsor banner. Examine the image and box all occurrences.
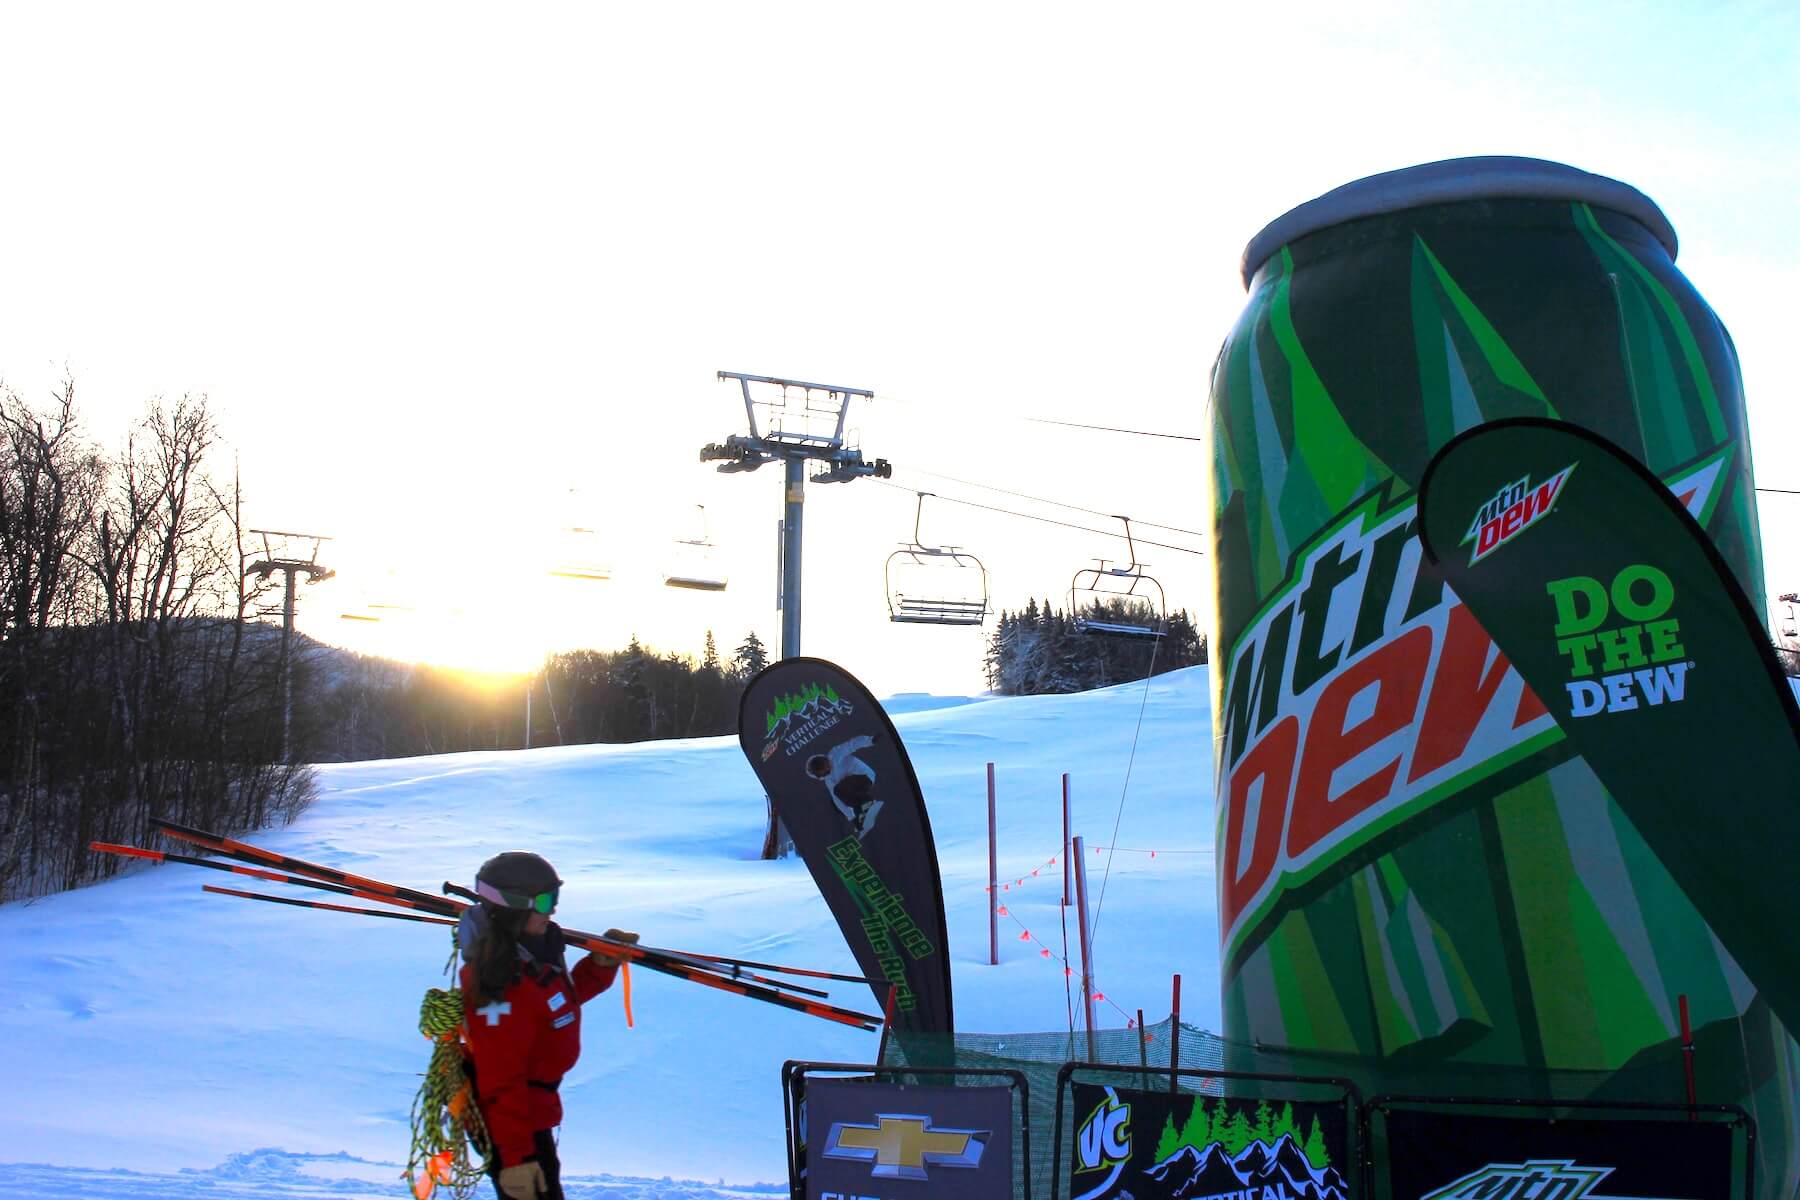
[738,658,953,1035]
[1417,418,1800,1036]
[1380,1107,1735,1200]
[1068,1082,1350,1200]
[804,1079,1011,1200]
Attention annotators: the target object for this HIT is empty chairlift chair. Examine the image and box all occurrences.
[664,505,728,591]
[1069,516,1166,639]
[885,493,990,626]
[549,524,612,581]
[547,488,613,582]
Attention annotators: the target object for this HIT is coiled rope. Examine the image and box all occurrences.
[405,987,491,1200]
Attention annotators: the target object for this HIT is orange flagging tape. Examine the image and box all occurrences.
[622,961,634,1028]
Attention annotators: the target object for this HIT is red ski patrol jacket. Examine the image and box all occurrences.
[460,933,618,1167]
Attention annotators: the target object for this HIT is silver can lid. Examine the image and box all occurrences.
[1240,156,1677,289]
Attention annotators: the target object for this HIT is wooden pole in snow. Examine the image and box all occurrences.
[1073,833,1098,1060]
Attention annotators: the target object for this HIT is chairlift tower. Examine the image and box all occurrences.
[700,371,891,660]
[248,530,334,764]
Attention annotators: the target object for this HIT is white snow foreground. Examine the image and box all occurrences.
[0,668,1218,1199]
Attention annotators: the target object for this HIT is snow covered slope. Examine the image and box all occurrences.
[0,667,1218,1193]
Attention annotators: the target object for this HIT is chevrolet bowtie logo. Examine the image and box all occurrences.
[821,1113,990,1180]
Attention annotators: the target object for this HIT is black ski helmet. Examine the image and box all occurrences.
[474,851,563,912]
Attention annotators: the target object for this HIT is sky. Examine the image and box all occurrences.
[1,1,1796,695]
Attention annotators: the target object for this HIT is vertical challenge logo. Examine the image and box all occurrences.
[1464,464,1574,565]
[762,682,853,760]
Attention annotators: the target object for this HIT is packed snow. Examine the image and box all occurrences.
[0,668,1218,1198]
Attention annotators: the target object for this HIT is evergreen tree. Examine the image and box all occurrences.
[1302,1114,1331,1168]
[1176,1095,1211,1149]
[1222,1108,1253,1154]
[1153,1112,1181,1162]
[1252,1098,1273,1145]
[701,630,720,674]
[1272,1101,1298,1143]
[730,630,769,680]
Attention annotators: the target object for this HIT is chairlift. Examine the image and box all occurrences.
[339,601,414,624]
[1069,516,1166,640]
[549,489,613,581]
[885,493,990,626]
[549,525,613,582]
[664,505,728,592]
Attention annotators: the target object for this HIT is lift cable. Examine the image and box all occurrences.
[1088,632,1162,953]
[1028,417,1205,442]
[902,466,1208,538]
[875,480,1205,557]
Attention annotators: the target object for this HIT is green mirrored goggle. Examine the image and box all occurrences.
[475,880,559,914]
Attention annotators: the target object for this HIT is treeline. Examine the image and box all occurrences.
[985,598,1207,695]
[0,380,312,903]
[312,631,772,760]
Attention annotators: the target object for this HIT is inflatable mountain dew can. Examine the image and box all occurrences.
[1206,158,1792,1194]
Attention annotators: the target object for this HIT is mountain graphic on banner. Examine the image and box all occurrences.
[1143,1134,1347,1200]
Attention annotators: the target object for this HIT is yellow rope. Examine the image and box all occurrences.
[404,987,491,1200]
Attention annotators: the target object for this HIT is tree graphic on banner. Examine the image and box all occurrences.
[1178,1096,1212,1150]
[1253,1099,1274,1143]
[1303,1114,1331,1168]
[1222,1107,1253,1153]
[1153,1095,1335,1172]
[1272,1101,1298,1143]
[1154,1113,1180,1162]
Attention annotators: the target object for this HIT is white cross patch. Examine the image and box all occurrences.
[476,1000,512,1026]
[547,991,567,1013]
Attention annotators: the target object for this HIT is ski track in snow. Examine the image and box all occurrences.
[0,670,1218,1190]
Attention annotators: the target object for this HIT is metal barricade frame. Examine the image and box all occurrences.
[1050,1061,1363,1200]
[783,1059,1034,1200]
[1364,1093,1756,1200]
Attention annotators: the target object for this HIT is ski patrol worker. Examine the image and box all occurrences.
[457,851,637,1200]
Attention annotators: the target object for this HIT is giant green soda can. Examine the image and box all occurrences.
[1207,158,1793,1194]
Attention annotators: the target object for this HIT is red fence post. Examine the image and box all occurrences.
[987,762,998,967]
[1680,993,1697,1114]
[1073,833,1098,1061]
[1062,772,1072,907]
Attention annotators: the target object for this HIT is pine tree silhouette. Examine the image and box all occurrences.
[1302,1114,1331,1169]
[1272,1101,1297,1143]
[1176,1095,1211,1150]
[1222,1108,1253,1154]
[1154,1112,1181,1162]
[1253,1099,1273,1144]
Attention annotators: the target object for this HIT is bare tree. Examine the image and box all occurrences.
[0,384,316,901]
[0,378,103,896]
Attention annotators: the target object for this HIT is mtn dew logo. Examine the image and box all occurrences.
[762,682,854,760]
[1216,450,1730,962]
[1464,463,1575,565]
[1423,1160,1652,1200]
